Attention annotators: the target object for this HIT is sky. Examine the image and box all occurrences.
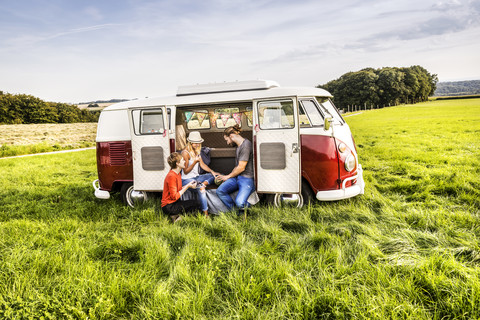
[1,0,479,103]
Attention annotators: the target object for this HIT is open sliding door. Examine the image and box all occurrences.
[253,98,301,194]
[128,106,170,191]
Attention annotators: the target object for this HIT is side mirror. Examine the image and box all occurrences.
[324,116,333,131]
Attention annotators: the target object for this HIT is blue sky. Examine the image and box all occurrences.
[1,0,479,103]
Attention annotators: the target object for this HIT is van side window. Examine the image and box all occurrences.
[258,100,294,129]
[246,106,253,127]
[185,110,210,130]
[315,98,345,124]
[300,100,324,126]
[132,109,165,135]
[299,102,311,127]
[215,107,240,128]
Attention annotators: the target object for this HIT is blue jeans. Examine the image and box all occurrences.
[182,173,215,212]
[216,175,254,212]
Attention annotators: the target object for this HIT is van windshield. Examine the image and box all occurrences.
[315,98,344,124]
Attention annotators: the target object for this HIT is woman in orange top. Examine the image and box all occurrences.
[161,152,199,222]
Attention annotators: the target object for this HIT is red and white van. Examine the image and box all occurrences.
[93,80,364,207]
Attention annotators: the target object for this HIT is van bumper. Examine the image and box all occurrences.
[93,179,110,200]
[316,165,365,201]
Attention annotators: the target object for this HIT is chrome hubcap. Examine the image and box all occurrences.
[273,193,304,208]
[126,186,147,207]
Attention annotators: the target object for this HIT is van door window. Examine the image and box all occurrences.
[258,100,294,129]
[299,100,324,127]
[132,109,165,135]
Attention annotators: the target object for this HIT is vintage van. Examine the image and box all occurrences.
[93,80,364,208]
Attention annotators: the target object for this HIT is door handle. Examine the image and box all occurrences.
[292,143,299,153]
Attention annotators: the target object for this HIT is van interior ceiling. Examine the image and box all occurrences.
[175,103,253,175]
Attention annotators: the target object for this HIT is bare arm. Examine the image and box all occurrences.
[199,157,219,176]
[181,150,199,175]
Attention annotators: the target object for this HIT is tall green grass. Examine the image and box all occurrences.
[0,141,95,158]
[0,99,479,319]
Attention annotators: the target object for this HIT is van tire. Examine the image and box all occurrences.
[273,193,304,208]
[120,183,133,205]
[301,180,315,205]
[263,193,275,205]
[121,183,148,208]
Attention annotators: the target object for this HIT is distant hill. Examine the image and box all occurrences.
[77,99,131,111]
[78,99,130,105]
[434,80,480,96]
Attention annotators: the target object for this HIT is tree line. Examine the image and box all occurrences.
[319,65,438,111]
[434,80,480,96]
[0,91,100,124]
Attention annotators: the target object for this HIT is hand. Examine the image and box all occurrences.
[219,175,230,182]
[211,171,219,177]
[188,181,197,189]
[194,155,201,163]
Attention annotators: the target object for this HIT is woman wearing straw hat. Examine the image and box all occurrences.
[181,131,219,216]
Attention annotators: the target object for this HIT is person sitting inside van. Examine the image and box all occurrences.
[181,131,219,216]
[161,152,200,222]
[215,124,254,215]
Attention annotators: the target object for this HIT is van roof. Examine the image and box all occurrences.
[103,80,332,111]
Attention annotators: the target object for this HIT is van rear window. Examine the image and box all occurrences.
[132,108,166,135]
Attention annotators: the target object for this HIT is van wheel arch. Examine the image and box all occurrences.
[301,179,315,205]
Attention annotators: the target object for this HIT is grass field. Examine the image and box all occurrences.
[0,123,97,157]
[0,99,479,319]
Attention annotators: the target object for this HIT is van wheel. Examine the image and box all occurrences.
[121,183,148,208]
[262,193,275,205]
[301,180,315,205]
[273,193,304,208]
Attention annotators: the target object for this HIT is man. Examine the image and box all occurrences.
[161,152,199,222]
[216,124,254,215]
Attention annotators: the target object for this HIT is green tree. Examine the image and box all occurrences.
[318,65,437,109]
[320,70,379,109]
[377,67,407,106]
[0,91,100,124]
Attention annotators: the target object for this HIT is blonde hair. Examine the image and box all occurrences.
[185,141,201,157]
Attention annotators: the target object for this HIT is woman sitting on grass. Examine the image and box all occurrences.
[181,131,219,217]
[161,152,200,223]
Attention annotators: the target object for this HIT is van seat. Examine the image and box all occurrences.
[210,148,235,158]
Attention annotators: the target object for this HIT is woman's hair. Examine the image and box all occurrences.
[185,141,201,156]
[167,152,182,169]
[224,124,242,136]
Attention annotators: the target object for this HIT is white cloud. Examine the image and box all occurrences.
[0,0,479,102]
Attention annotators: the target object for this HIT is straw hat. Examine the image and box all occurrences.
[187,131,204,143]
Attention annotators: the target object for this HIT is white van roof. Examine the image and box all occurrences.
[103,80,332,111]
